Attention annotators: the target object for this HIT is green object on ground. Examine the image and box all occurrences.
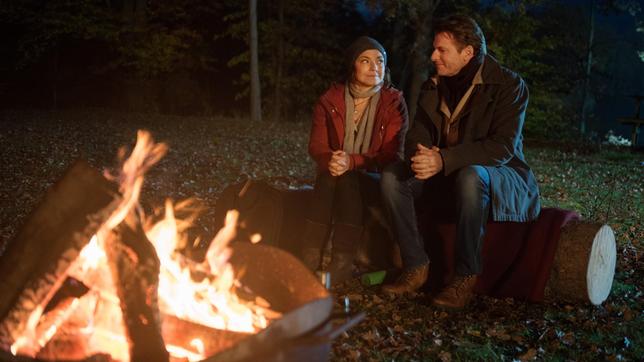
[361,270,386,286]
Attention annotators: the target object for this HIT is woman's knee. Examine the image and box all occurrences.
[381,163,404,190]
[335,171,360,191]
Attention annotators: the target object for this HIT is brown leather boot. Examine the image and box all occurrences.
[432,275,477,309]
[381,264,429,294]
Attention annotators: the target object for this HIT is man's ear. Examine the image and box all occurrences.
[462,45,475,61]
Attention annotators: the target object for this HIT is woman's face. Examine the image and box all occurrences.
[353,49,385,88]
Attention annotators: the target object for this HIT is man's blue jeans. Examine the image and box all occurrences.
[380,161,491,276]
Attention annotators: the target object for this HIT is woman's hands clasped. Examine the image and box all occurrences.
[328,150,351,176]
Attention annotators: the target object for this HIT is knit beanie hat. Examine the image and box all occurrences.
[344,36,387,81]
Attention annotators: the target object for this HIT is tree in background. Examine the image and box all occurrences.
[474,0,572,139]
[223,0,348,122]
[378,0,442,121]
[0,0,118,108]
[1,0,640,139]
[535,0,642,139]
[249,0,262,122]
[0,0,224,113]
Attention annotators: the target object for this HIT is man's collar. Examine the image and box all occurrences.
[479,55,506,84]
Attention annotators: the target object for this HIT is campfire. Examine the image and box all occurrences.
[0,131,342,361]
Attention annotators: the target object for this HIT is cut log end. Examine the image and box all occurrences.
[586,225,616,305]
[547,221,617,305]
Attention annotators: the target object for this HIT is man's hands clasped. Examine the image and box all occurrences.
[411,144,443,180]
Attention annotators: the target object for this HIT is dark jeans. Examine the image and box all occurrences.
[307,170,380,227]
[380,161,491,275]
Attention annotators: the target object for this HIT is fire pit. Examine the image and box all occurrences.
[0,131,359,361]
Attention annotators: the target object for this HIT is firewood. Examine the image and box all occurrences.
[34,296,91,361]
[0,160,120,351]
[546,221,617,305]
[104,216,168,362]
[161,313,249,358]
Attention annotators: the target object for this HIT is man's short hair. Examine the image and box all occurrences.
[433,15,487,57]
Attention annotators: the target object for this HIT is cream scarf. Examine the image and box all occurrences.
[343,82,382,154]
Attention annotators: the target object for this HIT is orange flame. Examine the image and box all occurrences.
[10,130,277,361]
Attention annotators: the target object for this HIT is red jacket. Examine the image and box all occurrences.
[308,83,408,173]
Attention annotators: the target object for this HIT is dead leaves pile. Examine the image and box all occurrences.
[0,110,641,361]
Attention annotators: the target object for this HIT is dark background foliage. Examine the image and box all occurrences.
[0,0,642,138]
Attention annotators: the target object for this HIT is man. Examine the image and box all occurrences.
[380,15,540,309]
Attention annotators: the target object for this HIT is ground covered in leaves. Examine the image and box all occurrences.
[1,109,642,361]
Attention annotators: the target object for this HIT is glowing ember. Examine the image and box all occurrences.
[10,130,279,361]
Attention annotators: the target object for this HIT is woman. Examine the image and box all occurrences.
[301,36,408,285]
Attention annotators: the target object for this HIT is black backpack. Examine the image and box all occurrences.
[212,179,311,255]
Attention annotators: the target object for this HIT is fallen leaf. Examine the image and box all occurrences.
[518,348,538,361]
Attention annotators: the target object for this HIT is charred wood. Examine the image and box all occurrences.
[0,160,119,350]
[104,215,168,362]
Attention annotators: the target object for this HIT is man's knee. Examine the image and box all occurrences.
[454,166,490,204]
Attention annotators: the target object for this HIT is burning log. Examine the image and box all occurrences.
[104,215,168,362]
[0,160,120,352]
[205,243,333,362]
[1,130,348,362]
[35,293,99,361]
[546,221,616,305]
[161,314,249,358]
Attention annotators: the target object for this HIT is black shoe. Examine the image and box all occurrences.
[299,220,330,271]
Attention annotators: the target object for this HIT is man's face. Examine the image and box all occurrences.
[430,32,474,77]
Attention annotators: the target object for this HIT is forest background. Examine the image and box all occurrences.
[1,0,643,142]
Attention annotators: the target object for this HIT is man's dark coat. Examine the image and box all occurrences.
[406,55,540,222]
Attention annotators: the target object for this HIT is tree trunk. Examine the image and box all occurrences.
[121,0,146,25]
[580,0,595,136]
[546,222,616,305]
[51,46,59,110]
[271,0,285,122]
[249,0,262,122]
[390,2,407,89]
[406,1,439,122]
[134,0,146,25]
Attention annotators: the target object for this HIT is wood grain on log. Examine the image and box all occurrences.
[546,221,616,305]
[0,160,119,350]
[105,217,168,362]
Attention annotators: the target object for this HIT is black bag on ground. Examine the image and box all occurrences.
[213,179,283,246]
[213,178,401,270]
[212,179,311,255]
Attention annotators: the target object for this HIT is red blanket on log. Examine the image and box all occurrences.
[425,208,580,302]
